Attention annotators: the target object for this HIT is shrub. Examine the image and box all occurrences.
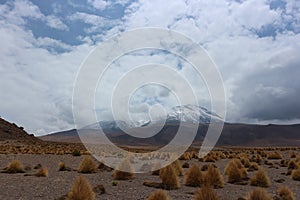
[35,167,48,177]
[250,168,270,187]
[277,186,295,200]
[112,180,118,186]
[194,185,218,200]
[267,151,282,159]
[288,160,299,170]
[78,157,97,173]
[6,160,25,173]
[147,190,170,200]
[67,175,95,200]
[225,159,243,175]
[171,160,184,176]
[246,188,272,200]
[204,164,224,188]
[184,164,203,187]
[112,159,134,180]
[151,162,161,175]
[72,150,81,156]
[159,165,180,190]
[241,157,251,168]
[291,169,300,181]
[225,160,243,183]
[59,162,66,171]
[248,163,259,171]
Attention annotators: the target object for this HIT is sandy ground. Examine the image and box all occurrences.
[0,150,299,200]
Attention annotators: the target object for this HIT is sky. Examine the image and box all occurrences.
[0,0,300,136]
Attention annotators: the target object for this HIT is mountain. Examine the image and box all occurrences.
[0,117,38,141]
[39,105,300,147]
[82,104,222,132]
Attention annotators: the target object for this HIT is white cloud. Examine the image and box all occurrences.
[87,0,110,10]
[0,0,69,31]
[45,15,69,31]
[1,0,300,135]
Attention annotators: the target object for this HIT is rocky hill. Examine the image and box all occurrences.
[0,117,38,141]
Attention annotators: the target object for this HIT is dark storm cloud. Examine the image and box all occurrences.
[232,59,300,121]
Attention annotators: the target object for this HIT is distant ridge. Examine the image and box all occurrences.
[0,117,38,141]
[40,123,300,147]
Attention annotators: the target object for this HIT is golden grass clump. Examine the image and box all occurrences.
[194,185,218,200]
[246,188,272,200]
[225,159,243,183]
[241,157,251,168]
[6,160,25,173]
[59,162,66,171]
[291,169,300,181]
[184,164,203,187]
[277,186,295,200]
[267,151,282,159]
[147,190,170,200]
[288,160,299,170]
[204,164,224,188]
[112,159,134,180]
[78,156,97,173]
[248,162,259,171]
[250,168,270,187]
[159,165,180,190]
[67,175,95,200]
[35,167,48,177]
[171,160,184,176]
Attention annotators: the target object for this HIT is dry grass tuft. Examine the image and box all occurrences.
[67,175,95,200]
[78,156,97,174]
[171,160,184,176]
[184,164,203,187]
[35,167,48,177]
[6,160,25,173]
[246,188,272,200]
[112,159,134,180]
[194,185,218,200]
[291,169,300,181]
[276,186,295,200]
[59,162,66,171]
[204,164,224,188]
[147,190,170,200]
[225,159,243,183]
[248,162,259,171]
[159,165,180,190]
[250,168,270,187]
[267,151,282,159]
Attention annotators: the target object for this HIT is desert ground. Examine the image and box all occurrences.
[0,141,299,200]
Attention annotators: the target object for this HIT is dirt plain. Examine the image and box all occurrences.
[0,143,299,200]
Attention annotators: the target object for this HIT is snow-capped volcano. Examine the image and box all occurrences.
[83,104,222,131]
[166,104,223,124]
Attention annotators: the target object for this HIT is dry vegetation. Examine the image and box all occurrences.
[159,164,180,190]
[0,143,300,199]
[5,160,25,173]
[66,175,95,200]
[112,159,134,180]
[146,190,170,200]
[193,185,218,200]
[250,168,270,187]
[78,156,97,173]
[246,188,272,200]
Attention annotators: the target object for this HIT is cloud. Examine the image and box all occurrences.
[1,0,300,136]
[68,11,120,33]
[87,0,110,10]
[45,15,69,31]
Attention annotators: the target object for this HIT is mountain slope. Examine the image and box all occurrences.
[0,117,38,141]
[40,123,300,147]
